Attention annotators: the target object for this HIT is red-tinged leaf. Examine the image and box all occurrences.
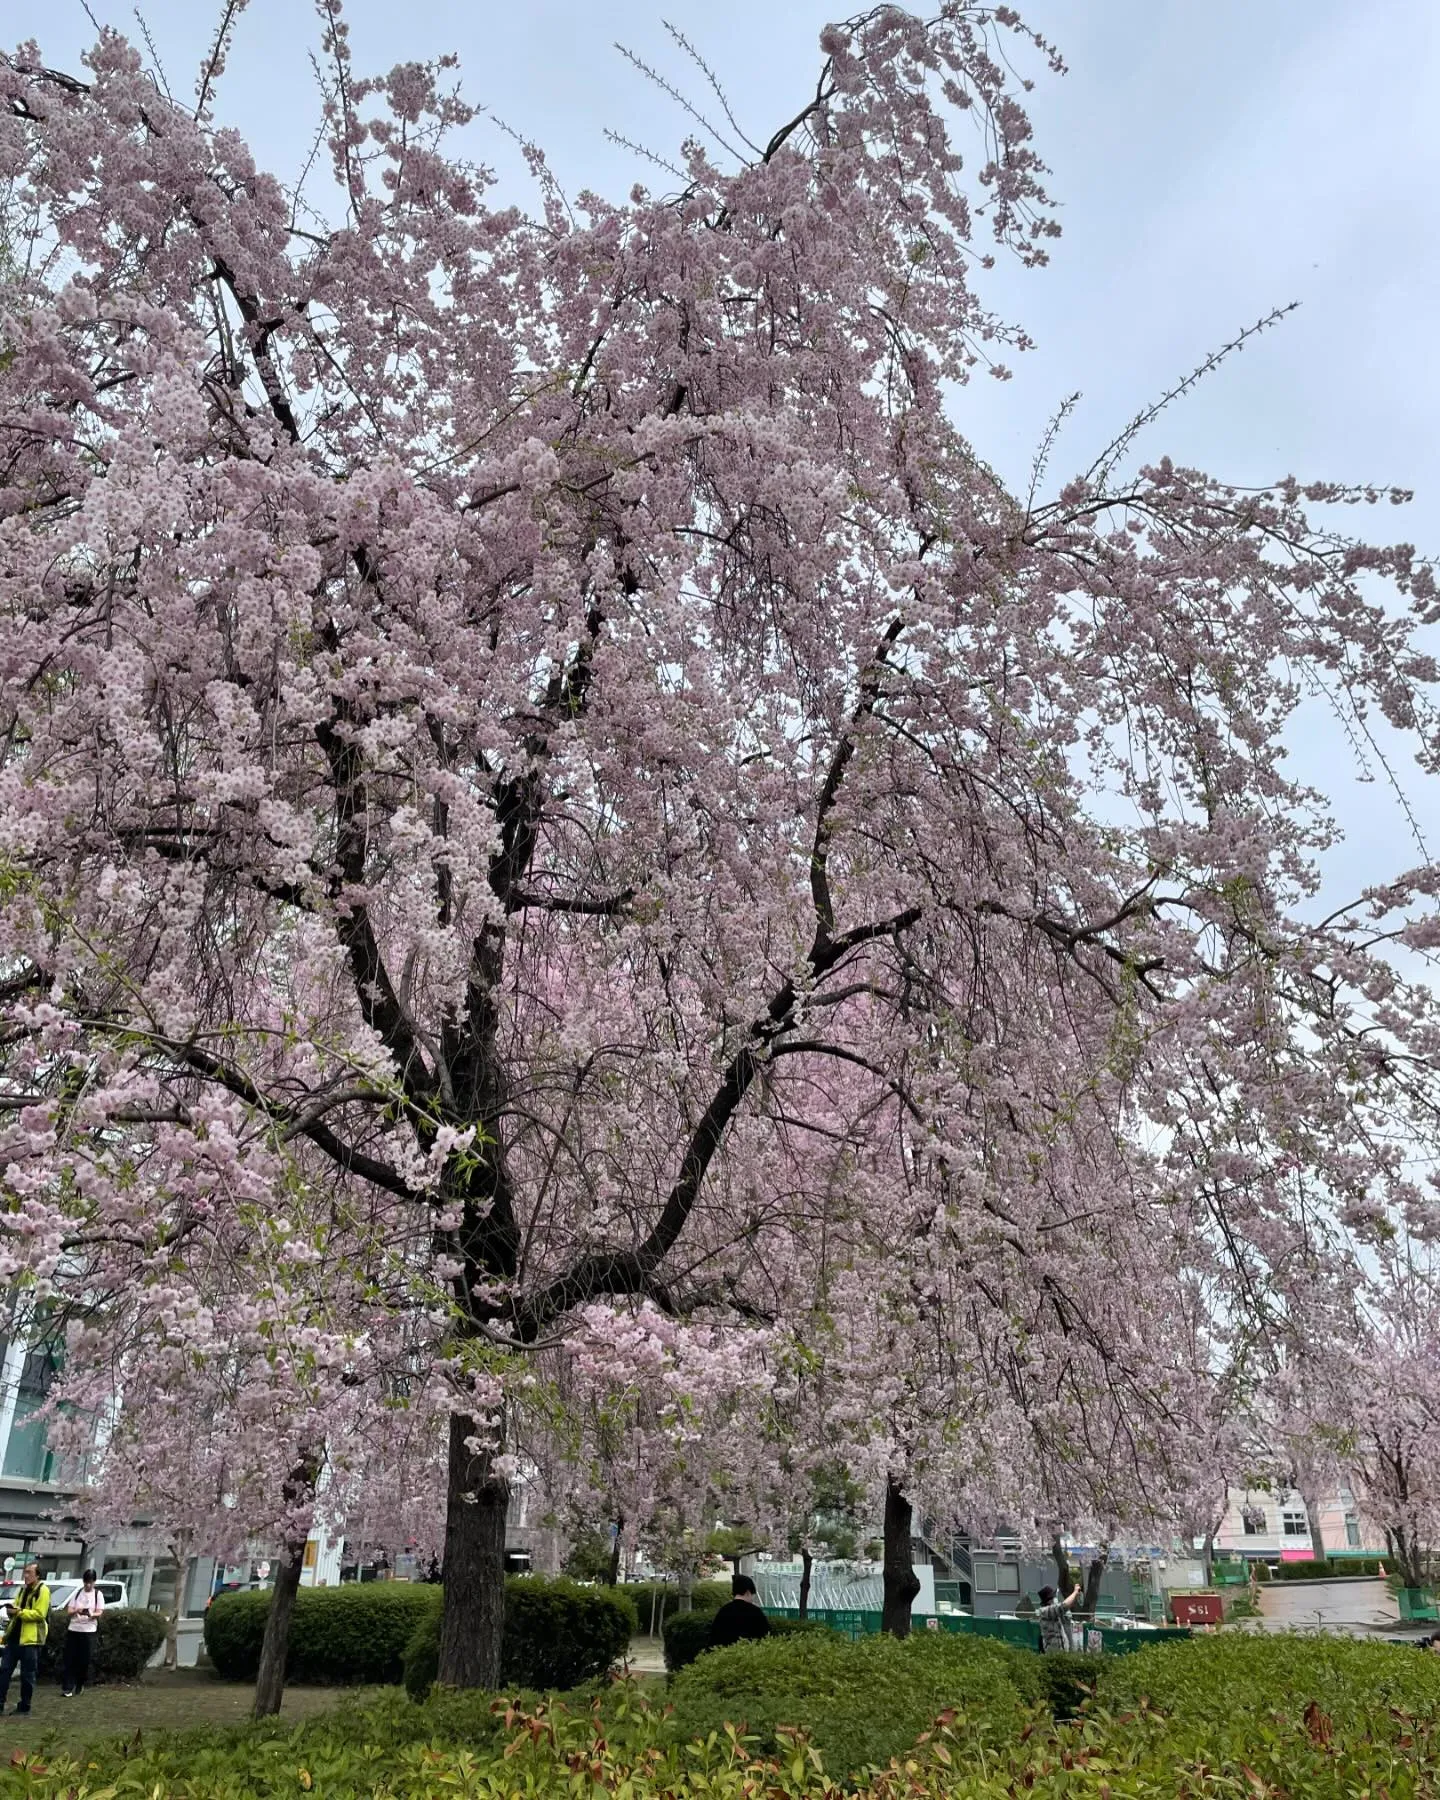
[1304,1700,1333,1747]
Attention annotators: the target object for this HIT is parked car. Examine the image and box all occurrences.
[0,1574,129,1620]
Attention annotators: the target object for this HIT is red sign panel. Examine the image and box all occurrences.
[1170,1593,1224,1626]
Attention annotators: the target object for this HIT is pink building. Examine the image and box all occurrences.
[1211,1484,1386,1562]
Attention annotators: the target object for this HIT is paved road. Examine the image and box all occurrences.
[1255,1578,1400,1636]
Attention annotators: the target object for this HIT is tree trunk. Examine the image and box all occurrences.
[252,1539,305,1720]
[437,1412,510,1689]
[608,1518,623,1588]
[1389,1527,1428,1592]
[1050,1533,1074,1594]
[1297,1486,1326,1562]
[165,1592,182,1669]
[1200,1526,1216,1589]
[882,1477,920,1638]
[679,1566,694,1614]
[1082,1543,1110,1619]
[163,1546,190,1670]
[799,1546,813,1622]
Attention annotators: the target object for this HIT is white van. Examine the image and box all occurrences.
[0,1575,129,1620]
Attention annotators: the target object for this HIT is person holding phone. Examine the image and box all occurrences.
[1037,1581,1081,1654]
[61,1569,104,1697]
[0,1563,51,1714]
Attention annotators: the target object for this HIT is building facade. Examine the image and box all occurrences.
[1210,1486,1387,1562]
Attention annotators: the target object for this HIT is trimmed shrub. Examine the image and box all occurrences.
[620,1580,730,1633]
[1034,1650,1103,1721]
[663,1608,717,1674]
[662,1608,830,1674]
[1332,1555,1385,1576]
[402,1576,637,1699]
[504,1577,636,1689]
[204,1582,440,1684]
[1098,1630,1440,1732]
[1272,1555,1385,1580]
[38,1607,168,1683]
[401,1601,443,1702]
[665,1627,1042,1777]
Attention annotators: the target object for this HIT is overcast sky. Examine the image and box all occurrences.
[10,0,1439,895]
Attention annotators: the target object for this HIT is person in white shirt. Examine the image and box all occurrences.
[61,1569,104,1697]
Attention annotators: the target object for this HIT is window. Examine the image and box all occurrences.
[2,1341,60,1483]
[1241,1505,1267,1536]
[973,1562,998,1595]
[1345,1515,1361,1549]
[1282,1509,1308,1538]
[996,1562,1020,1594]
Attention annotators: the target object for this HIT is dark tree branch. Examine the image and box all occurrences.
[519,906,922,1335]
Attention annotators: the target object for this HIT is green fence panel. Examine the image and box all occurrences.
[764,1607,1191,1656]
[803,1608,880,1638]
[1398,1588,1439,1622]
[928,1613,1042,1650]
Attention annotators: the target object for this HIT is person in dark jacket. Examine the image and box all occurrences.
[706,1574,772,1650]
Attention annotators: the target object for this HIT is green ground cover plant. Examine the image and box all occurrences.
[0,1626,1437,1798]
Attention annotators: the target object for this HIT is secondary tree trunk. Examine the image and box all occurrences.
[799,1546,813,1622]
[882,1477,920,1638]
[164,1543,191,1669]
[608,1517,623,1588]
[1050,1533,1074,1594]
[252,1539,305,1720]
[1388,1527,1429,1591]
[438,1412,510,1689]
[1082,1544,1110,1619]
[1297,1486,1326,1562]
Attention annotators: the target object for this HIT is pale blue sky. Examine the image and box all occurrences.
[9,0,1440,890]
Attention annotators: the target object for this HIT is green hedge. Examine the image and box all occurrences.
[1034,1650,1104,1721]
[1098,1630,1440,1730]
[1270,1555,1385,1580]
[619,1580,731,1632]
[38,1608,167,1683]
[204,1582,440,1684]
[662,1608,830,1673]
[665,1628,1042,1777]
[402,1577,637,1699]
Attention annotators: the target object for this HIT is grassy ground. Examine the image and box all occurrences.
[0,1668,373,1752]
[0,1656,670,1758]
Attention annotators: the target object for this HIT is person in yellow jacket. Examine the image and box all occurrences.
[0,1563,51,1715]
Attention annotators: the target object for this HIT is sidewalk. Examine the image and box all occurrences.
[627,1635,666,1674]
[1255,1578,1400,1636]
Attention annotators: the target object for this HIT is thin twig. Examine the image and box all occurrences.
[1087,304,1299,492]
